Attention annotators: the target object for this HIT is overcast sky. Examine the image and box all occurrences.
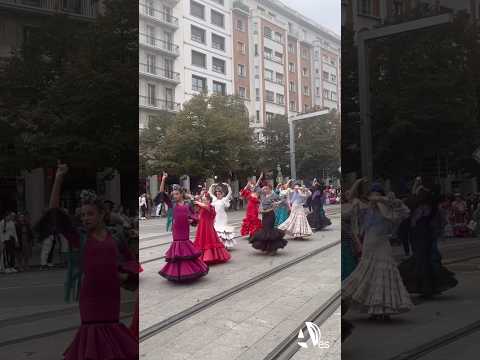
[280,0,341,35]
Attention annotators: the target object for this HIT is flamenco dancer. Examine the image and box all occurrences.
[41,162,138,360]
[278,183,313,240]
[307,179,332,231]
[240,174,263,239]
[342,183,413,321]
[250,185,287,255]
[157,173,209,282]
[209,182,236,249]
[274,182,290,227]
[193,193,231,264]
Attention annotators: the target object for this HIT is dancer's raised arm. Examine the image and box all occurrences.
[208,183,217,200]
[49,162,68,209]
[159,172,167,193]
[255,172,264,188]
[224,183,233,200]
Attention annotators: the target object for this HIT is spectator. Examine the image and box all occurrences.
[0,212,19,273]
[15,214,34,271]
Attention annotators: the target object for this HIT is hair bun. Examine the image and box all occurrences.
[80,189,98,204]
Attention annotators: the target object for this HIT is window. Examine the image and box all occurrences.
[264,69,274,81]
[211,10,224,28]
[266,112,274,122]
[276,72,283,84]
[358,0,372,15]
[146,25,156,45]
[274,32,282,43]
[190,0,204,19]
[288,43,294,53]
[192,75,207,92]
[323,89,329,98]
[239,87,246,98]
[301,47,308,58]
[315,50,319,57]
[236,19,244,32]
[237,41,246,54]
[212,0,224,5]
[212,34,225,51]
[192,50,206,68]
[213,81,226,95]
[322,71,329,80]
[256,110,260,123]
[316,87,320,96]
[288,62,295,72]
[304,86,310,96]
[289,101,296,111]
[331,74,337,83]
[330,59,336,66]
[256,88,260,101]
[289,81,295,92]
[274,52,283,63]
[264,27,272,39]
[191,25,206,43]
[304,104,309,112]
[288,22,292,32]
[238,64,246,77]
[266,90,274,102]
[264,47,272,59]
[147,83,156,106]
[276,94,284,105]
[316,69,320,74]
[212,57,226,74]
[302,67,308,76]
[254,44,259,56]
[331,91,337,101]
[146,54,156,74]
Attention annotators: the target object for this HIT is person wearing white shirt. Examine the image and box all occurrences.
[0,213,19,273]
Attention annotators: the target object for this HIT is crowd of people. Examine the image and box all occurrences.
[341,177,459,341]
[154,172,333,282]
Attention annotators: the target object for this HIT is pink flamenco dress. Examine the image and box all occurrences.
[240,188,262,238]
[193,205,231,264]
[63,228,139,360]
[158,193,209,282]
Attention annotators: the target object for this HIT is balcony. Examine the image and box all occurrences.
[139,3,179,29]
[139,96,180,112]
[139,63,180,84]
[265,77,284,86]
[264,54,283,65]
[139,33,179,57]
[232,0,249,15]
[0,0,96,18]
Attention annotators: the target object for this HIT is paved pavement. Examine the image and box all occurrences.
[342,237,480,360]
[139,206,341,360]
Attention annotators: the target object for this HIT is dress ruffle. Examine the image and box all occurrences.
[63,322,138,360]
[278,205,313,238]
[164,239,202,261]
[160,239,209,282]
[342,254,413,315]
[307,208,332,230]
[201,246,231,264]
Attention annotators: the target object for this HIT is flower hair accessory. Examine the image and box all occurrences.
[80,189,98,204]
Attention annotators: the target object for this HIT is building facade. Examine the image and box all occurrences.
[139,0,341,131]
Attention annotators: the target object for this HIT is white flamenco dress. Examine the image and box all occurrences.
[210,186,236,249]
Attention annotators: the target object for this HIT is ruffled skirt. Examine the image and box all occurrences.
[274,207,290,227]
[278,205,313,238]
[342,253,413,315]
[64,322,138,360]
[250,212,287,252]
[307,207,332,230]
[159,239,209,282]
[216,225,236,249]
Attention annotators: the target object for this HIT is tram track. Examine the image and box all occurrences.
[387,319,480,360]
[263,290,341,360]
[139,238,341,343]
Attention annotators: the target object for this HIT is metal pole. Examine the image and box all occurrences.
[289,120,296,179]
[358,35,373,180]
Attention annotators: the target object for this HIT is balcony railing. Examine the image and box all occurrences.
[139,33,179,56]
[139,63,180,82]
[264,54,283,65]
[0,0,96,18]
[232,0,249,14]
[139,96,180,112]
[265,77,284,86]
[139,3,179,27]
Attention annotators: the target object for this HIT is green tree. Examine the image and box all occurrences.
[256,114,290,174]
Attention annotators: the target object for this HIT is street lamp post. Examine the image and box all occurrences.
[288,109,330,180]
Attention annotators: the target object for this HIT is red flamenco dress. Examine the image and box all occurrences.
[240,188,262,238]
[158,194,209,282]
[63,230,138,360]
[194,205,231,264]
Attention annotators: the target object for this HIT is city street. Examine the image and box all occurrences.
[139,206,341,360]
[342,237,480,360]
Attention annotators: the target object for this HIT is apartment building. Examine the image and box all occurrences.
[139,0,340,133]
